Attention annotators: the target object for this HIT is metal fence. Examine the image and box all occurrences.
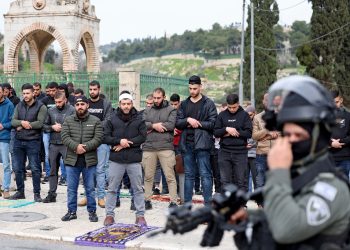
[0,72,189,108]
[0,72,120,106]
[140,73,188,108]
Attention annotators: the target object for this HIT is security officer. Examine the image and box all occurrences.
[231,75,350,249]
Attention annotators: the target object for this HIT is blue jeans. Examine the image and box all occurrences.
[255,154,267,188]
[43,133,51,177]
[13,138,41,194]
[0,142,11,191]
[183,144,213,205]
[335,160,350,180]
[60,158,66,180]
[95,144,110,199]
[66,165,96,213]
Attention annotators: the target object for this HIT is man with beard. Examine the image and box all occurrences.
[61,96,103,222]
[214,94,252,192]
[41,82,59,183]
[329,90,350,179]
[252,93,280,188]
[176,75,217,206]
[103,93,147,226]
[142,88,178,209]
[0,84,14,199]
[42,92,75,203]
[10,83,47,201]
[2,83,20,107]
[77,81,112,209]
[33,82,46,101]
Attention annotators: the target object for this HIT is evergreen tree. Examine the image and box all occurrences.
[334,2,350,106]
[243,0,279,111]
[297,0,349,90]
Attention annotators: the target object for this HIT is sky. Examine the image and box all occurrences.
[0,0,312,45]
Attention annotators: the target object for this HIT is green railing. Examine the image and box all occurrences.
[140,73,188,108]
[0,72,120,107]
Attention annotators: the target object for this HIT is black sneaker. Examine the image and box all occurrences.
[169,202,178,208]
[145,200,152,210]
[152,187,160,195]
[116,199,121,207]
[89,211,98,222]
[195,190,203,195]
[161,189,169,195]
[42,193,57,203]
[58,178,67,186]
[130,201,136,211]
[61,211,77,221]
[34,193,42,202]
[8,191,25,200]
[41,177,49,184]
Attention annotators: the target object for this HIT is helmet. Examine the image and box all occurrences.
[265,75,336,131]
[264,75,336,166]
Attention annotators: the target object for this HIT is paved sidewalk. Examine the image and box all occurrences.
[0,177,238,250]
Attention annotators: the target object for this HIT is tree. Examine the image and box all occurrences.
[243,0,279,111]
[297,0,349,89]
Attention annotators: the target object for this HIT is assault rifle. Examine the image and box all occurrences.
[148,184,263,247]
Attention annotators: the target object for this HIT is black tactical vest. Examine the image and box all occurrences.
[16,100,44,140]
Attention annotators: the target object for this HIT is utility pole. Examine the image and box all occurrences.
[250,2,255,107]
[238,0,246,105]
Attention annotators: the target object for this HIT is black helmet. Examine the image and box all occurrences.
[264,75,336,166]
[265,75,336,131]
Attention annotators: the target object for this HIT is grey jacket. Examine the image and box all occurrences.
[142,100,176,151]
[43,104,75,145]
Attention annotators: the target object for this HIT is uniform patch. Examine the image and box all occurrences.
[313,182,337,201]
[306,196,330,226]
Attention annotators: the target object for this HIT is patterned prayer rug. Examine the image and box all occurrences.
[0,200,35,208]
[151,195,204,204]
[75,223,159,248]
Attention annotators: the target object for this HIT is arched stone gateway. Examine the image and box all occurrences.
[4,0,100,74]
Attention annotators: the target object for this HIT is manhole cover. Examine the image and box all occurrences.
[0,212,47,222]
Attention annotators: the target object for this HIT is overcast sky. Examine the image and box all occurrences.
[0,0,312,45]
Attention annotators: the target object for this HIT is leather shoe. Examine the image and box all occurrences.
[78,197,87,206]
[89,211,98,222]
[98,199,105,208]
[8,191,25,200]
[103,215,115,226]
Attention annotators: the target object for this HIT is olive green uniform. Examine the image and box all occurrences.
[263,158,350,244]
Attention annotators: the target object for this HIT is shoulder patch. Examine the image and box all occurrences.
[313,181,337,202]
[306,196,330,226]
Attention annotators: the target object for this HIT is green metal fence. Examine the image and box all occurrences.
[0,72,120,106]
[140,73,188,108]
[0,72,189,108]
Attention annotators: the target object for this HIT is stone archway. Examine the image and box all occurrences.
[4,0,100,74]
[6,22,72,73]
[75,30,100,73]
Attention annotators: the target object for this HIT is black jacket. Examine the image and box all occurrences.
[104,108,146,164]
[330,107,350,161]
[176,95,217,152]
[43,104,75,144]
[214,106,252,153]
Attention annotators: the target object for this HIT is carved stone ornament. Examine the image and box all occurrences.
[83,0,90,14]
[33,0,46,10]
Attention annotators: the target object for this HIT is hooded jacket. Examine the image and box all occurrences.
[104,107,146,163]
[43,103,75,145]
[0,98,14,142]
[330,107,350,161]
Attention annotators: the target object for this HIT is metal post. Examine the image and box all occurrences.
[238,0,246,105]
[250,2,255,107]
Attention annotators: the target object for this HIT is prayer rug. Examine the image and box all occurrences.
[75,223,159,248]
[0,199,35,208]
[151,195,204,204]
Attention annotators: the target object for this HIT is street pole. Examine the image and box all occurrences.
[238,0,246,105]
[250,2,255,107]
